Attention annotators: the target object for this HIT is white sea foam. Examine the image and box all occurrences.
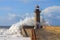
[6,17,49,35]
[4,17,49,35]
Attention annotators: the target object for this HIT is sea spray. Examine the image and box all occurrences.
[2,17,49,37]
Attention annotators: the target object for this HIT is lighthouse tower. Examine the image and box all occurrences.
[35,5,42,29]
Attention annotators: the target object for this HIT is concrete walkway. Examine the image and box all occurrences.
[35,29,60,40]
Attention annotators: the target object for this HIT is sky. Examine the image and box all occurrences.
[0,0,60,26]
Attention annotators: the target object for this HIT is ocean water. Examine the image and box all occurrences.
[0,26,10,29]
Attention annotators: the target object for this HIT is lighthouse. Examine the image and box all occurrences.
[35,5,42,29]
[21,5,42,37]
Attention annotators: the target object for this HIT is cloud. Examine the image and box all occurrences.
[0,13,17,21]
[0,13,21,26]
[8,13,17,20]
[0,12,33,22]
[7,13,23,21]
[41,6,60,26]
[41,6,60,17]
[0,12,34,26]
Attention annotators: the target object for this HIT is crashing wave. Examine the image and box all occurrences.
[3,17,49,37]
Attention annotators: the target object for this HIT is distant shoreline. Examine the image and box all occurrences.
[0,26,10,29]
